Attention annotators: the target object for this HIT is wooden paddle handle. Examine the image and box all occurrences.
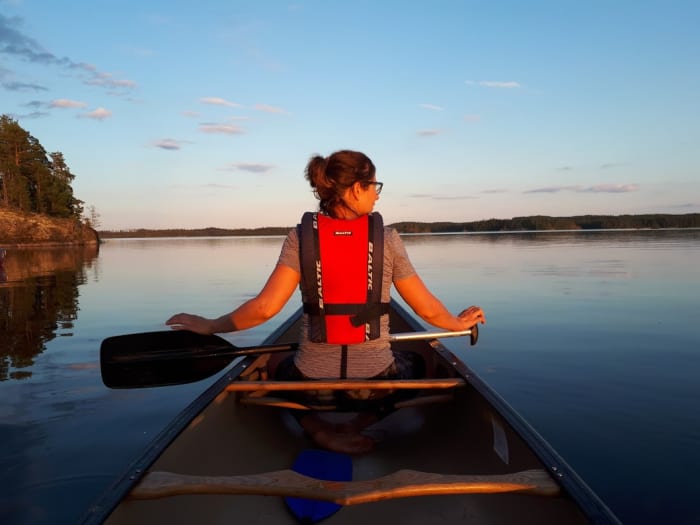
[130,468,560,504]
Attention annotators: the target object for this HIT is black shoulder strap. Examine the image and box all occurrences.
[298,212,326,342]
[356,212,385,339]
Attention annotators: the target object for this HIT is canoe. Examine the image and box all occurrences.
[82,300,621,524]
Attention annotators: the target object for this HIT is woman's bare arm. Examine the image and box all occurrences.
[394,274,485,331]
[166,264,301,334]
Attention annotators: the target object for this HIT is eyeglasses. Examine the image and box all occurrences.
[367,181,383,195]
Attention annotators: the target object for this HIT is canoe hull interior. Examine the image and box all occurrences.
[89,302,617,524]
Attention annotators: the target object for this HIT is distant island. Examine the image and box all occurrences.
[98,213,700,238]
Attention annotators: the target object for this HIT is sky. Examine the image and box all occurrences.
[1,1,698,230]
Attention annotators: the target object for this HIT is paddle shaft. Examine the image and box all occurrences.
[109,328,476,365]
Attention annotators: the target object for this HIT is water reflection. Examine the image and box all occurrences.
[0,245,99,381]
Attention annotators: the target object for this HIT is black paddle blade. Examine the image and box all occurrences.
[470,324,479,346]
[100,330,235,389]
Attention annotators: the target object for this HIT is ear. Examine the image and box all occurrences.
[350,181,363,200]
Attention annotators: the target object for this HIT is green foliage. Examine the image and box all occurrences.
[0,115,81,218]
[390,214,700,233]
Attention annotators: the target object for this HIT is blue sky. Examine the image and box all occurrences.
[2,1,698,230]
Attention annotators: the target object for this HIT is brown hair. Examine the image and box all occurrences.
[304,150,376,216]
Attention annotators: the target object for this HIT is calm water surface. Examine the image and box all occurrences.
[1,230,699,524]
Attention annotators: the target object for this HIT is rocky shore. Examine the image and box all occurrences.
[0,208,99,247]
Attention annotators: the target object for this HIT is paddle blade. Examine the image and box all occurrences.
[100,330,235,389]
[470,324,479,346]
[285,449,352,523]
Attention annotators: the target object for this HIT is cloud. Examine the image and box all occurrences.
[463,114,480,123]
[525,184,639,194]
[84,72,136,89]
[182,110,200,118]
[482,188,508,194]
[582,184,639,193]
[408,193,477,200]
[0,14,58,65]
[199,97,241,108]
[2,80,47,92]
[199,123,246,135]
[420,104,444,111]
[151,138,189,151]
[254,103,289,114]
[203,183,237,189]
[466,80,521,89]
[0,14,136,93]
[525,186,579,194]
[416,129,442,137]
[433,195,479,200]
[221,162,274,173]
[79,107,112,120]
[51,98,88,109]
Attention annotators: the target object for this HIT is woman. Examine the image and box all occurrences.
[167,150,486,453]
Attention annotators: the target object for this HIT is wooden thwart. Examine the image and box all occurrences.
[130,468,560,504]
[238,393,456,411]
[225,378,466,393]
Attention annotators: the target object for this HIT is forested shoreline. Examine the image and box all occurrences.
[98,213,700,238]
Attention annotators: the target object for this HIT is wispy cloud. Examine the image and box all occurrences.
[525,184,639,194]
[2,80,47,92]
[0,14,136,93]
[434,195,479,200]
[482,188,508,194]
[199,97,241,108]
[79,107,112,120]
[254,103,289,114]
[199,123,245,134]
[582,184,639,193]
[463,114,480,123]
[416,129,442,137]
[84,72,136,89]
[221,162,274,173]
[466,80,521,89]
[151,138,190,151]
[420,103,444,111]
[51,98,88,109]
[409,193,477,200]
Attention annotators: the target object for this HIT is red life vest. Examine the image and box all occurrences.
[299,212,388,344]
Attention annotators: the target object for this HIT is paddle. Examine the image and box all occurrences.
[100,331,298,389]
[101,325,478,389]
[285,449,352,523]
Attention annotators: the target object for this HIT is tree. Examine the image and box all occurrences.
[83,205,102,229]
[0,115,32,210]
[0,115,82,219]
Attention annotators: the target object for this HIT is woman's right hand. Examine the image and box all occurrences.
[165,313,214,335]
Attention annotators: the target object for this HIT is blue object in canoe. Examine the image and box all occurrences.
[285,449,352,524]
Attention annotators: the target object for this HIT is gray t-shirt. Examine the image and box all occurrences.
[277,225,416,378]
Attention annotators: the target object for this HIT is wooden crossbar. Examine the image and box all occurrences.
[225,378,466,393]
[130,468,560,504]
[238,394,454,412]
[238,393,457,411]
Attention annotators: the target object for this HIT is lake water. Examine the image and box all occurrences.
[1,230,699,524]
